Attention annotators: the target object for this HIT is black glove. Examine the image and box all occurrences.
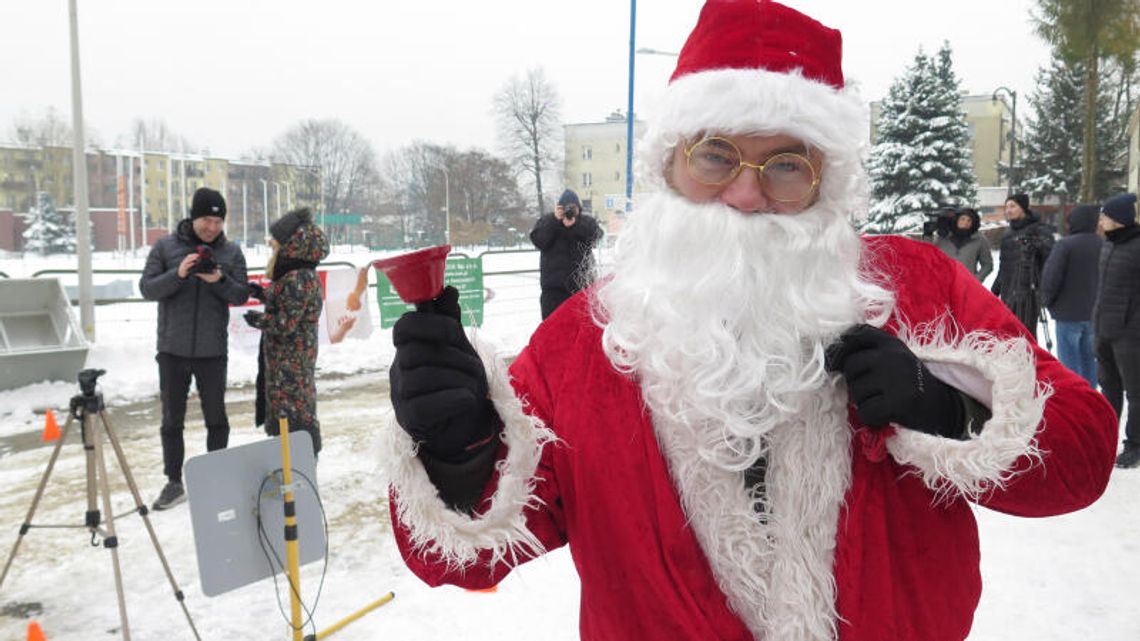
[825,324,965,438]
[243,310,264,328]
[248,281,267,303]
[390,286,497,463]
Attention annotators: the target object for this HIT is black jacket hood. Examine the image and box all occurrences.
[1067,205,1099,235]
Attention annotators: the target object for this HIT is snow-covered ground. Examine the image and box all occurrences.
[0,246,1137,640]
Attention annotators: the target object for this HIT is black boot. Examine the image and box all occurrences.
[1116,444,1140,469]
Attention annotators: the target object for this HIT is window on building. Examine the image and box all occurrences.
[582,199,593,211]
[582,172,592,187]
[582,146,593,160]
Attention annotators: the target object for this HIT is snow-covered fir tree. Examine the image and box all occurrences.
[1023,57,1138,209]
[22,192,76,255]
[865,43,978,234]
[1021,59,1084,208]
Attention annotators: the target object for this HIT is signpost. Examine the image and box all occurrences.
[374,256,483,328]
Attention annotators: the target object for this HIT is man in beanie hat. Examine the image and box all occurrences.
[1093,193,1140,468]
[382,3,1116,639]
[140,186,249,510]
[992,192,1054,336]
[529,188,603,318]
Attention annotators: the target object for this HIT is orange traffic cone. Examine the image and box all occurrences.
[41,409,61,442]
[27,620,47,641]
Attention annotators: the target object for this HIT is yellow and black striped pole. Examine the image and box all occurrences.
[278,415,305,641]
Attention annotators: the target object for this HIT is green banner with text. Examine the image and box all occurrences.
[374,256,484,328]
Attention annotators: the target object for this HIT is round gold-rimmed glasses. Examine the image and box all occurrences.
[683,136,820,203]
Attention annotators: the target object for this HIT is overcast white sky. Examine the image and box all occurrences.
[1,0,1051,159]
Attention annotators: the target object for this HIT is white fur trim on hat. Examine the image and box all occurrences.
[887,328,1048,501]
[383,336,557,570]
[638,67,870,219]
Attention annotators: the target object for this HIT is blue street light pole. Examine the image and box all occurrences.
[625,0,636,213]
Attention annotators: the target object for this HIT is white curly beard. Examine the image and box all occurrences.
[592,189,895,473]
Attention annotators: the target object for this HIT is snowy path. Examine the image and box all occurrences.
[0,372,1136,640]
[1,248,1138,639]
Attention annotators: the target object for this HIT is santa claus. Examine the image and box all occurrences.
[382,1,1118,640]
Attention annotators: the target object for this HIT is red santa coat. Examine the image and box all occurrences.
[385,236,1117,641]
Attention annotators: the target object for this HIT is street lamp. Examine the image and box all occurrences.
[624,0,637,213]
[259,178,269,242]
[301,164,323,228]
[68,0,94,339]
[241,180,248,247]
[991,86,1018,194]
[624,10,680,214]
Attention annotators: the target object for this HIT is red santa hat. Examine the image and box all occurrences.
[641,0,867,206]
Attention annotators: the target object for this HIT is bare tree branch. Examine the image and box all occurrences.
[493,67,562,216]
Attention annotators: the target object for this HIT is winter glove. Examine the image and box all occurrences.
[243,310,264,328]
[390,286,498,464]
[248,281,268,303]
[825,324,966,439]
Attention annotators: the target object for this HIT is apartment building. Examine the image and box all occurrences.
[870,93,1013,189]
[0,143,315,250]
[563,111,647,227]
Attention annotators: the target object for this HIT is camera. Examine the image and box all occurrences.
[562,205,578,220]
[192,244,218,274]
[77,368,106,397]
[922,207,956,238]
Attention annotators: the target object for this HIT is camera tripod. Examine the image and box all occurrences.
[0,369,201,641]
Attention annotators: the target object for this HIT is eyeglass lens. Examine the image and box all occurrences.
[687,138,815,202]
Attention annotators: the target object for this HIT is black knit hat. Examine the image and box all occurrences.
[190,187,226,220]
[558,189,582,209]
[1006,193,1031,216]
[1102,193,1137,227]
[270,207,313,244]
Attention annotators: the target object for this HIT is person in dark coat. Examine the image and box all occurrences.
[933,207,992,282]
[1092,193,1140,468]
[244,208,330,456]
[991,193,1054,337]
[1040,204,1102,388]
[530,189,604,319]
[139,187,250,510]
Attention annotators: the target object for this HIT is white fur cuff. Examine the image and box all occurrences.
[382,335,556,570]
[886,331,1049,500]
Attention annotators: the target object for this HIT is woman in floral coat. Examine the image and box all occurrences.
[245,207,330,455]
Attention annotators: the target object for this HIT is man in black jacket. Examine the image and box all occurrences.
[1093,192,1140,468]
[1041,204,1102,387]
[139,187,250,509]
[991,193,1054,337]
[529,189,604,319]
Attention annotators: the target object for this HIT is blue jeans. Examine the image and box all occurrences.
[1055,320,1097,388]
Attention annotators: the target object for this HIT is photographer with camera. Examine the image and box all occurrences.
[139,187,249,510]
[991,193,1054,337]
[529,188,603,319]
[933,207,993,282]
